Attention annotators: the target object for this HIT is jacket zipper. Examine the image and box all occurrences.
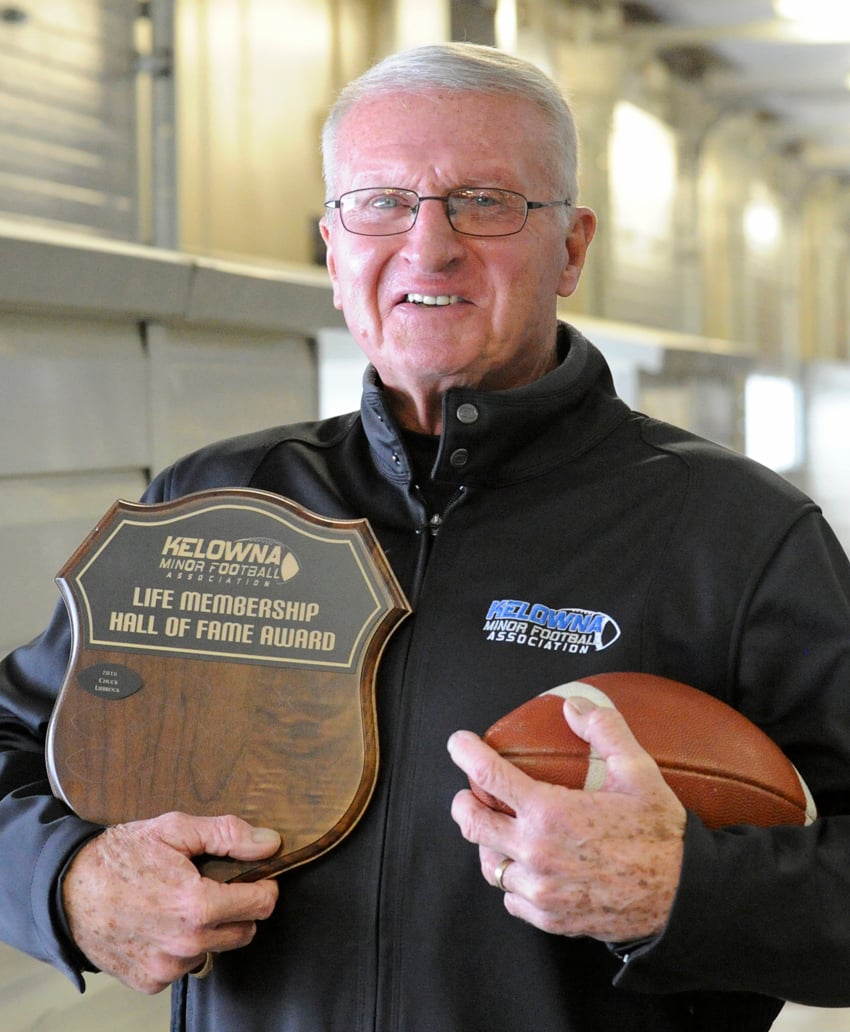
[377,484,468,1028]
[409,486,467,600]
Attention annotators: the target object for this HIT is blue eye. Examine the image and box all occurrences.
[452,189,516,215]
[364,191,417,213]
[371,195,401,210]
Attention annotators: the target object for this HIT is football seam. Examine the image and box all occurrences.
[498,749,807,808]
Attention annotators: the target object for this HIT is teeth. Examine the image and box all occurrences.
[405,293,463,306]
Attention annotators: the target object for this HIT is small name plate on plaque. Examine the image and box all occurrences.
[46,488,411,882]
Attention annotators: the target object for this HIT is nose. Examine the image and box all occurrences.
[401,196,466,267]
[413,196,454,226]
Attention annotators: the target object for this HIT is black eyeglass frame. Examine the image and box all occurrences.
[324,187,573,238]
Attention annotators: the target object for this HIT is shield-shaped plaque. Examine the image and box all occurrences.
[46,488,411,882]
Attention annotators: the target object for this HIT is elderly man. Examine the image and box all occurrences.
[2,42,850,1032]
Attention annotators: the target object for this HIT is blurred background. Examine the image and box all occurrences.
[1,1,849,1028]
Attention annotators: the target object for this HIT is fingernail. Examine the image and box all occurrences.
[447,730,465,751]
[251,827,281,845]
[565,695,595,715]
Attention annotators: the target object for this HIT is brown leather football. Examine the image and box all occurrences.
[471,672,816,828]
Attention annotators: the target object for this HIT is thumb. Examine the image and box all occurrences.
[227,822,283,862]
[154,812,283,863]
[561,695,655,794]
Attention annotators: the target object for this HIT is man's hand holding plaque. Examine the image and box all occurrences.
[47,488,411,883]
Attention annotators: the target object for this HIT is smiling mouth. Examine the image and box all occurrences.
[404,293,464,306]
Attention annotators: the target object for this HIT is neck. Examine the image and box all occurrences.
[379,346,562,435]
[385,387,444,435]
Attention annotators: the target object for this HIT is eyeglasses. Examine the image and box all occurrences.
[324,187,572,238]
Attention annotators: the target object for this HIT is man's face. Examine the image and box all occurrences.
[321,89,595,411]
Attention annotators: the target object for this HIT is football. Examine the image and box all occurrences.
[471,672,817,828]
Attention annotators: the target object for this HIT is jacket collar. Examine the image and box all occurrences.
[360,322,631,488]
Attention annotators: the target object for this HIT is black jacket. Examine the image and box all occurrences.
[2,323,850,1031]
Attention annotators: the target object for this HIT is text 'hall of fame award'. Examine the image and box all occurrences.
[46,488,411,882]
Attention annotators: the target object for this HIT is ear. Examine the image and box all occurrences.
[320,219,343,310]
[557,206,597,299]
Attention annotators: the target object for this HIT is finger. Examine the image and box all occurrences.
[448,730,538,820]
[450,786,517,857]
[190,912,266,957]
[491,854,519,894]
[149,887,276,968]
[200,873,279,925]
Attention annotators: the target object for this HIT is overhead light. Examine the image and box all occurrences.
[774,0,850,32]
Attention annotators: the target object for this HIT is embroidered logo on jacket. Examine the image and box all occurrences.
[483,599,621,655]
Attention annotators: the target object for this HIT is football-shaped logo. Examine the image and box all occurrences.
[471,672,816,829]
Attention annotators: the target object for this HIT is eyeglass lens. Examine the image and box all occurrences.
[338,188,530,237]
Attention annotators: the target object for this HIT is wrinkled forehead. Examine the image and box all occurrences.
[331,90,558,193]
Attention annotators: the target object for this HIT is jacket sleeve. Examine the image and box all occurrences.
[616,510,850,1004]
[0,465,192,985]
[0,606,104,986]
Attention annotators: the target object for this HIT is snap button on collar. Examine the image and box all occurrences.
[456,402,479,425]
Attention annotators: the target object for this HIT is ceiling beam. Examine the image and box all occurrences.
[627,19,850,48]
[702,75,850,101]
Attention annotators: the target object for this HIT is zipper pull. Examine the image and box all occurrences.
[422,487,466,538]
[427,514,443,537]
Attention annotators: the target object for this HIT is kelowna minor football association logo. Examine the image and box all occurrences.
[482,598,621,655]
[159,534,301,584]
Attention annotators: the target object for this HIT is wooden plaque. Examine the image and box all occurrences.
[46,489,411,882]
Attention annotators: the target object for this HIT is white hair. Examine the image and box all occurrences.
[321,42,579,202]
